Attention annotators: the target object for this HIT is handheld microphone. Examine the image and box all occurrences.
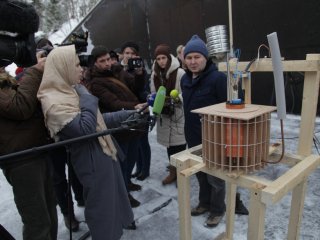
[170,89,179,99]
[147,92,157,107]
[152,86,166,115]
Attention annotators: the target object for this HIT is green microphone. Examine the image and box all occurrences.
[152,86,166,115]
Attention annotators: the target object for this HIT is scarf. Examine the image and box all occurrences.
[37,45,117,160]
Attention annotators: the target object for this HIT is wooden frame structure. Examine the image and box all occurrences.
[171,54,320,240]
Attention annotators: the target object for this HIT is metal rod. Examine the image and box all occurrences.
[0,126,129,162]
[226,52,231,102]
[228,0,234,57]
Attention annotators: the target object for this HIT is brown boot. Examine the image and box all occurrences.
[162,166,177,185]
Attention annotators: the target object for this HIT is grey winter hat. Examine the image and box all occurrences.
[183,35,208,59]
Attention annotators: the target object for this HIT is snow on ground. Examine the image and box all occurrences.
[1,113,320,240]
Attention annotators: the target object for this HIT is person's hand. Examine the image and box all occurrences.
[74,84,90,96]
[134,102,149,113]
[134,67,143,75]
[34,53,46,72]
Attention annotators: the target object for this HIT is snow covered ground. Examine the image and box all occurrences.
[1,113,320,240]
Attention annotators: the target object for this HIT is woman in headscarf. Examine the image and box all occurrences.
[37,45,134,240]
[150,44,186,185]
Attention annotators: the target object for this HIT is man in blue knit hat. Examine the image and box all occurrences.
[181,35,248,228]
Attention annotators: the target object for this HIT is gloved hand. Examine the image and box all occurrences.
[103,110,136,128]
[74,84,90,96]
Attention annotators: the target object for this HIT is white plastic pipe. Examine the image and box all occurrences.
[267,32,287,120]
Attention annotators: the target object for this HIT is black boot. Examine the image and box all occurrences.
[124,220,137,230]
[63,214,80,232]
[235,193,249,215]
[128,193,140,208]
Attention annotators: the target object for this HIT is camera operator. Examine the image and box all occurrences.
[120,41,151,181]
[0,52,58,240]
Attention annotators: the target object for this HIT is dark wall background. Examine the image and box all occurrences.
[69,0,320,114]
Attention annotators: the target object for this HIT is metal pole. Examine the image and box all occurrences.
[228,0,234,57]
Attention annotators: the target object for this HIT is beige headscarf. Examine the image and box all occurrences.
[37,45,117,161]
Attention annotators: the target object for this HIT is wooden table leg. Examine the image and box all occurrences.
[248,190,266,240]
[287,178,307,240]
[225,183,237,239]
[177,161,192,240]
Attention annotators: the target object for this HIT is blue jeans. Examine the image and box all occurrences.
[196,172,226,216]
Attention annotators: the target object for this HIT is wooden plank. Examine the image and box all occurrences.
[218,57,320,72]
[248,190,266,240]
[268,152,305,166]
[180,162,206,177]
[202,167,271,189]
[261,155,320,204]
[242,73,252,104]
[225,183,237,240]
[176,159,192,240]
[297,55,320,156]
[192,103,276,120]
[287,178,308,240]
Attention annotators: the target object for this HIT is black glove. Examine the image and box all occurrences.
[74,84,90,96]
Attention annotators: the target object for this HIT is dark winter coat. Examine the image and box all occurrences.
[58,94,134,240]
[181,61,227,148]
[89,67,140,112]
[0,67,49,167]
[89,67,143,142]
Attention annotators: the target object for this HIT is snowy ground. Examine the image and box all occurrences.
[1,113,320,240]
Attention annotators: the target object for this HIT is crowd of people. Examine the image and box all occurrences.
[0,34,249,240]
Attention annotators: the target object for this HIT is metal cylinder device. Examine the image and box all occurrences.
[205,25,229,56]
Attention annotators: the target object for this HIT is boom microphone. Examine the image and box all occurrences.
[0,0,39,35]
[147,92,157,107]
[152,86,166,115]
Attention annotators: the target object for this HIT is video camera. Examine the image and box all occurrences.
[38,31,94,67]
[0,0,39,67]
[128,57,143,70]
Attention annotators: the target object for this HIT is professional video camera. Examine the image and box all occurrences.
[0,0,39,67]
[60,31,94,67]
[38,31,94,67]
[128,57,143,70]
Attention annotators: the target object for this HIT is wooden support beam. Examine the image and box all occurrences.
[176,159,192,240]
[261,155,320,204]
[287,178,308,240]
[242,73,251,104]
[218,57,320,72]
[225,183,237,240]
[180,162,206,177]
[248,190,266,240]
[298,54,320,156]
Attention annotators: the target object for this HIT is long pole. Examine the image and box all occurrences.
[228,0,234,57]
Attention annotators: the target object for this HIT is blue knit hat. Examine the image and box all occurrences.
[183,35,208,59]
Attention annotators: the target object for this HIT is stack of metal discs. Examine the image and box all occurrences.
[205,25,229,56]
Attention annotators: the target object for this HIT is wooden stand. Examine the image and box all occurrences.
[171,54,320,240]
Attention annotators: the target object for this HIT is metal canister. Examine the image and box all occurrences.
[205,25,229,56]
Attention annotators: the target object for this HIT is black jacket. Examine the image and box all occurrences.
[181,61,227,148]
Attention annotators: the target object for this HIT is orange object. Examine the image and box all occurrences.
[226,102,245,109]
[225,118,244,158]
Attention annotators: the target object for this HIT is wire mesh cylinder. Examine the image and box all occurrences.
[205,25,230,56]
[202,113,271,173]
